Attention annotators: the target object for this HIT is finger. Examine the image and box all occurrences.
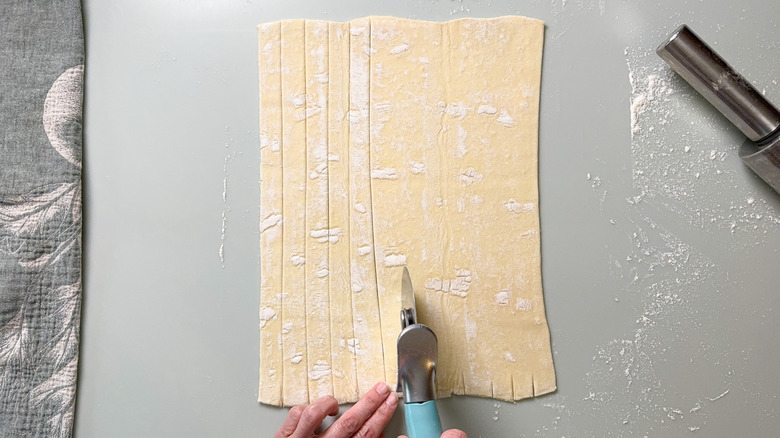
[441,429,468,438]
[322,382,392,437]
[290,395,339,438]
[275,405,306,438]
[350,391,398,438]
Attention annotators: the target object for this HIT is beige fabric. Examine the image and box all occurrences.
[258,16,555,407]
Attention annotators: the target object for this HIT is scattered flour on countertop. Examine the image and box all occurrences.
[624,47,780,242]
[219,136,234,266]
[573,42,780,433]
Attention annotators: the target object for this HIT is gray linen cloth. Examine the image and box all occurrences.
[0,0,85,436]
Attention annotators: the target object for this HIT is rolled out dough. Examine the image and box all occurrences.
[258,16,555,407]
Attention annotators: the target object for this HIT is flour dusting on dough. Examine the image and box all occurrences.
[444,101,469,119]
[459,167,483,185]
[259,307,277,328]
[290,255,306,266]
[261,213,283,232]
[311,228,342,243]
[384,253,407,267]
[496,290,510,305]
[515,298,533,311]
[425,269,471,297]
[370,168,398,180]
[357,244,372,256]
[309,360,331,380]
[292,94,305,108]
[496,109,515,127]
[410,161,426,174]
[504,199,535,213]
[457,125,468,157]
[389,43,410,55]
[477,104,498,114]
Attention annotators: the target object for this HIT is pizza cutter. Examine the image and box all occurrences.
[397,267,443,438]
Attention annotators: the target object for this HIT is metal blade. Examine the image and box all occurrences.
[400,267,417,327]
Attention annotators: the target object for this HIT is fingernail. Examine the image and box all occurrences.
[385,392,398,406]
[375,382,390,396]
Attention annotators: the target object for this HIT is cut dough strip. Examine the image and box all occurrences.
[347,18,387,395]
[327,21,359,403]
[304,20,334,400]
[280,20,309,407]
[258,21,283,406]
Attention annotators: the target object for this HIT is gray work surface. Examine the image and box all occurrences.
[76,1,780,437]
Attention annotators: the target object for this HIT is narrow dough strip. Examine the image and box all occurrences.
[434,20,469,397]
[327,21,360,403]
[258,21,283,406]
[348,18,386,395]
[280,19,309,406]
[303,20,334,400]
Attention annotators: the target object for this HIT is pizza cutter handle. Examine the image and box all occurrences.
[404,400,443,438]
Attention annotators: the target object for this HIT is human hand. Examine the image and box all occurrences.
[398,430,467,438]
[274,382,399,438]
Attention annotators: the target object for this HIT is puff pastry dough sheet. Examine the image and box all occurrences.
[258,15,555,407]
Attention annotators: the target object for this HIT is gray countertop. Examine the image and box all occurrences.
[76,1,780,436]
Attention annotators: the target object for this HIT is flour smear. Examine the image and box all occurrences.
[626,47,780,239]
[561,40,780,436]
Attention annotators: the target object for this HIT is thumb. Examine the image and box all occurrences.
[441,430,468,438]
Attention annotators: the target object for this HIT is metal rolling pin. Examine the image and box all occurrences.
[657,24,780,194]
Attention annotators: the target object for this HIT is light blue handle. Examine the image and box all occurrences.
[404,400,443,438]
